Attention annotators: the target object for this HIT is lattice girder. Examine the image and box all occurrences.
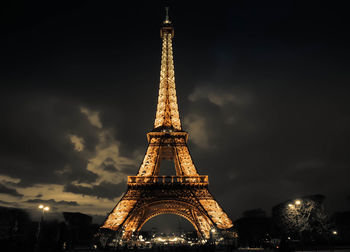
[101,11,234,241]
[154,28,181,130]
[132,200,202,235]
[137,131,199,176]
[112,194,215,239]
[101,183,233,240]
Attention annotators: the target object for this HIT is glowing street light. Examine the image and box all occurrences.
[38,204,50,213]
[35,204,50,252]
[332,230,338,235]
[286,199,303,246]
[38,204,50,221]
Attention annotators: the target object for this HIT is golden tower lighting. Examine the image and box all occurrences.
[101,7,233,240]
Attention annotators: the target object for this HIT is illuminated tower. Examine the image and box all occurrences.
[101,7,233,239]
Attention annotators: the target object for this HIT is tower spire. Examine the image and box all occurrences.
[164,6,171,24]
[154,6,181,131]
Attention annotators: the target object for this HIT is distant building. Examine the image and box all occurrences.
[62,212,94,248]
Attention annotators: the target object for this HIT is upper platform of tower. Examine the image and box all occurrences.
[153,7,182,133]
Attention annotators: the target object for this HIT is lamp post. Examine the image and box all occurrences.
[209,227,217,246]
[38,205,50,218]
[288,200,303,250]
[37,204,50,234]
[35,205,50,252]
[329,230,338,252]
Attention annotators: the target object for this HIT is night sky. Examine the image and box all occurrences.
[1,1,349,227]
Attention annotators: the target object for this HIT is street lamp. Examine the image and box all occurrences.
[35,205,50,252]
[37,204,50,228]
[210,228,217,244]
[38,204,50,222]
[39,204,50,213]
[287,200,303,246]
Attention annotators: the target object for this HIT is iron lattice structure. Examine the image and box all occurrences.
[101,10,233,240]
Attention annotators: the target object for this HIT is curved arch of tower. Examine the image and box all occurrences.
[101,8,233,240]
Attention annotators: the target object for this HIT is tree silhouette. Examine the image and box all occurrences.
[273,195,330,241]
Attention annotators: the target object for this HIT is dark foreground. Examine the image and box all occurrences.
[55,247,350,252]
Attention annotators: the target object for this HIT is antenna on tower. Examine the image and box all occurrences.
[164,6,171,24]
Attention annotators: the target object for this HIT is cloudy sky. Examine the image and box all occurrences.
[0,1,349,226]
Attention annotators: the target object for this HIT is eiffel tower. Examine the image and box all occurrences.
[101,8,233,240]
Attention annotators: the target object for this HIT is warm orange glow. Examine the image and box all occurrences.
[127,175,208,186]
[154,31,181,130]
[101,12,234,240]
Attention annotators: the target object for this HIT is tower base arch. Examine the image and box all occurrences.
[101,179,233,240]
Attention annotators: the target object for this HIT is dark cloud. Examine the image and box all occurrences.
[0,0,349,221]
[101,161,136,175]
[120,165,139,175]
[0,94,100,188]
[26,198,80,207]
[64,181,126,200]
[184,85,350,218]
[101,163,117,172]
[0,183,23,198]
[0,200,12,205]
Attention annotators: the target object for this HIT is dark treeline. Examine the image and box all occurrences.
[234,194,350,250]
[0,207,99,252]
[1,194,350,252]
